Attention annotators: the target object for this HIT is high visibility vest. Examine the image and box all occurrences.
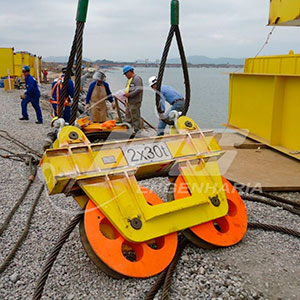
[125,78,133,103]
[49,77,71,110]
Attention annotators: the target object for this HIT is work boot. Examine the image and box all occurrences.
[19,117,29,120]
[35,121,43,124]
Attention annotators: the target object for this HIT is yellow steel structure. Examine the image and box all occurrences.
[30,55,37,78]
[230,1,300,159]
[228,55,300,160]
[269,0,300,26]
[41,117,228,243]
[38,56,42,79]
[14,51,31,79]
[244,51,300,75]
[1,49,41,80]
[0,48,14,78]
[14,53,23,78]
[4,79,14,91]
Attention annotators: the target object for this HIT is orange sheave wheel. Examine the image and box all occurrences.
[81,186,178,278]
[174,176,248,248]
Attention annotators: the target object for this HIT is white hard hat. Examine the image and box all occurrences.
[148,76,157,87]
[93,71,106,81]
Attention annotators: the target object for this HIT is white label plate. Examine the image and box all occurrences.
[122,142,173,166]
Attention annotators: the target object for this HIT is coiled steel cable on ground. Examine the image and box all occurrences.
[144,269,169,300]
[147,222,300,300]
[144,237,188,300]
[248,222,300,239]
[32,213,83,300]
[0,184,44,274]
[156,25,191,126]
[242,193,300,217]
[70,22,85,125]
[253,191,300,209]
[0,130,42,158]
[0,159,37,236]
[0,147,28,163]
[229,180,300,210]
[161,237,189,300]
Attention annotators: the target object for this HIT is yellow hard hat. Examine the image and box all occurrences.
[51,117,59,127]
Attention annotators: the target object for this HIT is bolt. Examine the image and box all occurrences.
[185,121,193,128]
[210,195,221,207]
[69,131,79,140]
[130,217,142,230]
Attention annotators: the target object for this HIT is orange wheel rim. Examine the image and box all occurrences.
[84,186,178,278]
[175,176,247,247]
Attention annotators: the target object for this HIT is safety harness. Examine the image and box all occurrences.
[50,77,71,115]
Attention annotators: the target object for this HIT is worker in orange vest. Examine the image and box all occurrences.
[49,68,74,123]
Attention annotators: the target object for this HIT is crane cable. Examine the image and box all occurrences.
[156,0,191,126]
[58,0,89,125]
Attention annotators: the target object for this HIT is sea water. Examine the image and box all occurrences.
[105,67,240,130]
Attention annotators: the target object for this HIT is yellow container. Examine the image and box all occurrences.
[269,0,300,26]
[244,51,300,75]
[14,51,31,80]
[38,56,42,80]
[228,59,300,160]
[0,48,14,78]
[30,55,37,78]
[14,52,23,78]
[18,51,31,67]
[4,79,14,91]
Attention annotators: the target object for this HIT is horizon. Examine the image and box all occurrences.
[1,1,300,61]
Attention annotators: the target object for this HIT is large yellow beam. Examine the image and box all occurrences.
[269,0,300,26]
[227,72,300,160]
[41,121,227,243]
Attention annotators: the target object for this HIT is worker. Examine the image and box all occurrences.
[19,66,43,124]
[123,65,143,133]
[50,67,74,123]
[149,76,185,136]
[43,69,48,83]
[86,71,114,123]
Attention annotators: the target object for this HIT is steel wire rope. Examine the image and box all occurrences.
[0,184,44,273]
[32,213,83,300]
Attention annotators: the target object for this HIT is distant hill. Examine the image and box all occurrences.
[168,55,245,65]
[94,59,115,64]
[44,55,245,65]
[43,56,92,63]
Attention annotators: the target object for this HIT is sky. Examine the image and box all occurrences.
[0,0,300,61]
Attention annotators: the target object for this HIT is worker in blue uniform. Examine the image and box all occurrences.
[19,66,43,124]
[149,76,185,136]
[50,67,74,123]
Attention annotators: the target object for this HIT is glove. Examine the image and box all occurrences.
[85,103,91,111]
[20,94,26,100]
[158,112,166,120]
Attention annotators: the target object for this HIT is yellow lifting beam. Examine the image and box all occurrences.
[41,117,228,243]
[269,0,300,26]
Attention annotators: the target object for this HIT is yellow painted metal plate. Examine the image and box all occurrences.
[269,0,300,26]
[244,51,300,75]
[41,126,224,195]
[41,124,228,242]
[80,160,228,243]
[0,48,14,78]
[228,72,300,160]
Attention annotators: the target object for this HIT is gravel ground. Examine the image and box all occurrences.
[0,88,299,300]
